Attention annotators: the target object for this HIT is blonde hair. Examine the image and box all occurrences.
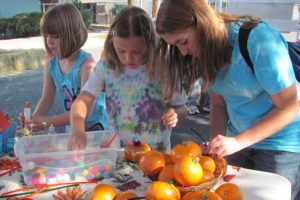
[156,0,242,95]
[40,3,87,59]
[103,6,158,80]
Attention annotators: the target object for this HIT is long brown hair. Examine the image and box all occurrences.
[103,6,158,80]
[40,3,87,59]
[156,0,258,96]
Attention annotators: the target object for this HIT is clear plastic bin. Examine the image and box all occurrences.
[14,130,120,185]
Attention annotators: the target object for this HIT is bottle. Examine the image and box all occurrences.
[24,101,31,120]
[48,124,56,135]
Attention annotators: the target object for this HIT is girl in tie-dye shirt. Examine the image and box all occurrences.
[69,6,187,151]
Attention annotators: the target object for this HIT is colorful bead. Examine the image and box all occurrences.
[82,169,89,176]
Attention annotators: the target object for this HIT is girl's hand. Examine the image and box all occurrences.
[200,142,210,155]
[23,116,48,132]
[208,135,243,158]
[161,107,178,128]
[18,112,25,127]
[68,132,87,151]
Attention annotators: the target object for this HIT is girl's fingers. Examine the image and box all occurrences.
[163,117,178,128]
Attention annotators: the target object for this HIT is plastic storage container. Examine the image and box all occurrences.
[14,130,120,185]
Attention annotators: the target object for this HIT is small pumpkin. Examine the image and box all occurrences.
[199,168,216,184]
[145,181,181,200]
[174,156,203,186]
[198,155,216,173]
[89,184,117,200]
[171,141,202,163]
[215,183,243,200]
[213,156,228,178]
[158,164,175,182]
[162,152,173,165]
[139,151,165,177]
[182,190,222,200]
[124,142,151,163]
[114,191,139,200]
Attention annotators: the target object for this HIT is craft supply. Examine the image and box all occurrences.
[15,131,118,185]
[105,131,120,148]
[0,158,21,177]
[0,180,97,198]
[48,124,56,135]
[24,101,31,120]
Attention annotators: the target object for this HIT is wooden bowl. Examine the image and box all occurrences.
[176,177,220,193]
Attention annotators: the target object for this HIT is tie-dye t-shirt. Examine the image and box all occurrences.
[83,60,186,151]
[209,22,300,153]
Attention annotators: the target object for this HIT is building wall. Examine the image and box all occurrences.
[0,0,41,18]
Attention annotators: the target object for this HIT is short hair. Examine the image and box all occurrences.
[103,6,158,79]
[40,3,87,58]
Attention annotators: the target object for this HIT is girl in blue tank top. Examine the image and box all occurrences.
[20,3,107,133]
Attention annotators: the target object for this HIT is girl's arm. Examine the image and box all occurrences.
[23,61,71,131]
[209,92,229,139]
[209,83,299,157]
[68,91,95,150]
[79,56,96,88]
[79,55,96,117]
[32,61,56,117]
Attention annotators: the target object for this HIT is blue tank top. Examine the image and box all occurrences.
[49,49,107,131]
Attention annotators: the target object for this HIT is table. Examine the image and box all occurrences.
[0,151,291,200]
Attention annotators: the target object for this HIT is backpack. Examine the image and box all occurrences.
[238,23,300,82]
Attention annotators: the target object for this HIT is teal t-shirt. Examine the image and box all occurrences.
[49,49,107,132]
[209,22,300,152]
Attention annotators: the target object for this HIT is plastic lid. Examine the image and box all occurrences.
[25,101,30,108]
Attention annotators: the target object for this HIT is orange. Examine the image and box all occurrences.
[124,142,151,163]
[139,151,165,177]
[162,152,173,165]
[171,141,202,163]
[158,164,175,182]
[114,191,138,200]
[213,156,228,177]
[182,190,222,200]
[199,168,215,184]
[198,155,216,173]
[215,183,243,200]
[174,156,203,186]
[145,181,181,200]
[89,184,117,200]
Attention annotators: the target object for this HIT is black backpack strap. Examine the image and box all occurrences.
[238,26,255,72]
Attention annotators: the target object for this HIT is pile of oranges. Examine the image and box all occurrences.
[138,141,228,186]
[89,140,243,200]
